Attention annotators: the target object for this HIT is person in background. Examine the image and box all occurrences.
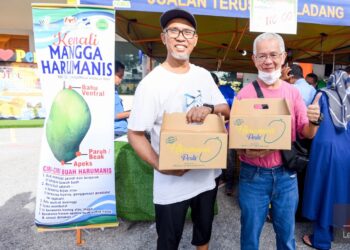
[282,64,315,222]
[344,65,350,76]
[114,61,130,138]
[237,32,320,250]
[282,64,316,106]
[127,8,230,250]
[305,72,318,89]
[211,72,220,87]
[211,72,237,196]
[302,70,350,250]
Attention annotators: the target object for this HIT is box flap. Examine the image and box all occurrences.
[162,112,226,133]
[232,98,291,116]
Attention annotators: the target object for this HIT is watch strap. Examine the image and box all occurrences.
[310,113,323,126]
[203,103,214,114]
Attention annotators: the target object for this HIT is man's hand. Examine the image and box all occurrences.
[158,169,189,176]
[240,149,274,158]
[281,66,292,82]
[307,93,321,124]
[116,110,130,120]
[154,161,189,176]
[186,106,212,123]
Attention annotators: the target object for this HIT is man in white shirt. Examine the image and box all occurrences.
[127,8,229,250]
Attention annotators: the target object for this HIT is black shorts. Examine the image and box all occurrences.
[154,179,219,250]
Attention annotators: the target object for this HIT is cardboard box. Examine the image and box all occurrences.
[159,113,227,170]
[229,98,291,150]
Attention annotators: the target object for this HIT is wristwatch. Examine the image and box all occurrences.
[310,113,323,126]
[203,103,214,114]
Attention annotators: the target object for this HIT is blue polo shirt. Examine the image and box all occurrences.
[294,78,316,106]
[114,89,128,136]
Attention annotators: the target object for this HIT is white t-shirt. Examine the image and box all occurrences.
[128,64,227,205]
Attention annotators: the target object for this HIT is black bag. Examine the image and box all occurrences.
[252,80,310,172]
[280,138,309,172]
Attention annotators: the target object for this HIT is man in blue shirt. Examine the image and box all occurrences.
[305,73,318,89]
[281,63,316,222]
[211,72,237,196]
[286,64,316,106]
[114,61,129,137]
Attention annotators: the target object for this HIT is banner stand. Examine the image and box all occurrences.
[36,223,119,246]
[32,3,118,234]
[76,229,85,246]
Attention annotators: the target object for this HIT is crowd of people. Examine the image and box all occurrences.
[114,7,350,250]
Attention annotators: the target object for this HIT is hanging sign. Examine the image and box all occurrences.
[250,0,298,34]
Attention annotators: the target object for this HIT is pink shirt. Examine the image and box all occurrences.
[237,80,309,168]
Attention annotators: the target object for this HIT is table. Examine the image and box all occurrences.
[115,141,155,221]
[114,141,218,221]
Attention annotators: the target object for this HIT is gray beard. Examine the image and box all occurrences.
[171,52,189,61]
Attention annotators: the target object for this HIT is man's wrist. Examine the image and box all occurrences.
[203,103,214,114]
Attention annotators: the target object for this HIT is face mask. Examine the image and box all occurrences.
[258,69,281,85]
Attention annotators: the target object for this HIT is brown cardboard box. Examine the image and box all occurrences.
[159,113,227,170]
[229,98,291,150]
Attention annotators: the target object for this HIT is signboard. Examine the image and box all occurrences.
[0,49,36,63]
[250,0,298,34]
[80,0,350,27]
[32,4,117,231]
[0,63,44,120]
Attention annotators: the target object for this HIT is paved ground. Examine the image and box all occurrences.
[0,128,348,249]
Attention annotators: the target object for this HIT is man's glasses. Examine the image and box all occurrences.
[164,28,196,39]
[255,53,283,62]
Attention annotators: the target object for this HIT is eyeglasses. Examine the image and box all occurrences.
[255,53,283,62]
[164,28,196,39]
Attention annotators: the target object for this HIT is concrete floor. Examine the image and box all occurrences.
[0,128,348,249]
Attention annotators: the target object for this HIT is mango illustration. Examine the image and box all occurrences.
[199,137,222,162]
[46,88,91,163]
[264,119,286,144]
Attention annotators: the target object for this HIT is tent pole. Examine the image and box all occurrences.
[234,21,248,51]
[217,59,222,72]
[221,20,239,63]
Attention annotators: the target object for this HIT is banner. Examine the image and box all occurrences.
[32,4,117,230]
[81,0,350,27]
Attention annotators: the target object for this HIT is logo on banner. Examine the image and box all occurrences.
[39,16,51,27]
[113,0,131,8]
[64,16,78,25]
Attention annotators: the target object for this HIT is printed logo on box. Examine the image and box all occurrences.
[233,118,286,144]
[165,136,222,163]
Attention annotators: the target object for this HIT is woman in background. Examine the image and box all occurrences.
[302,70,350,250]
